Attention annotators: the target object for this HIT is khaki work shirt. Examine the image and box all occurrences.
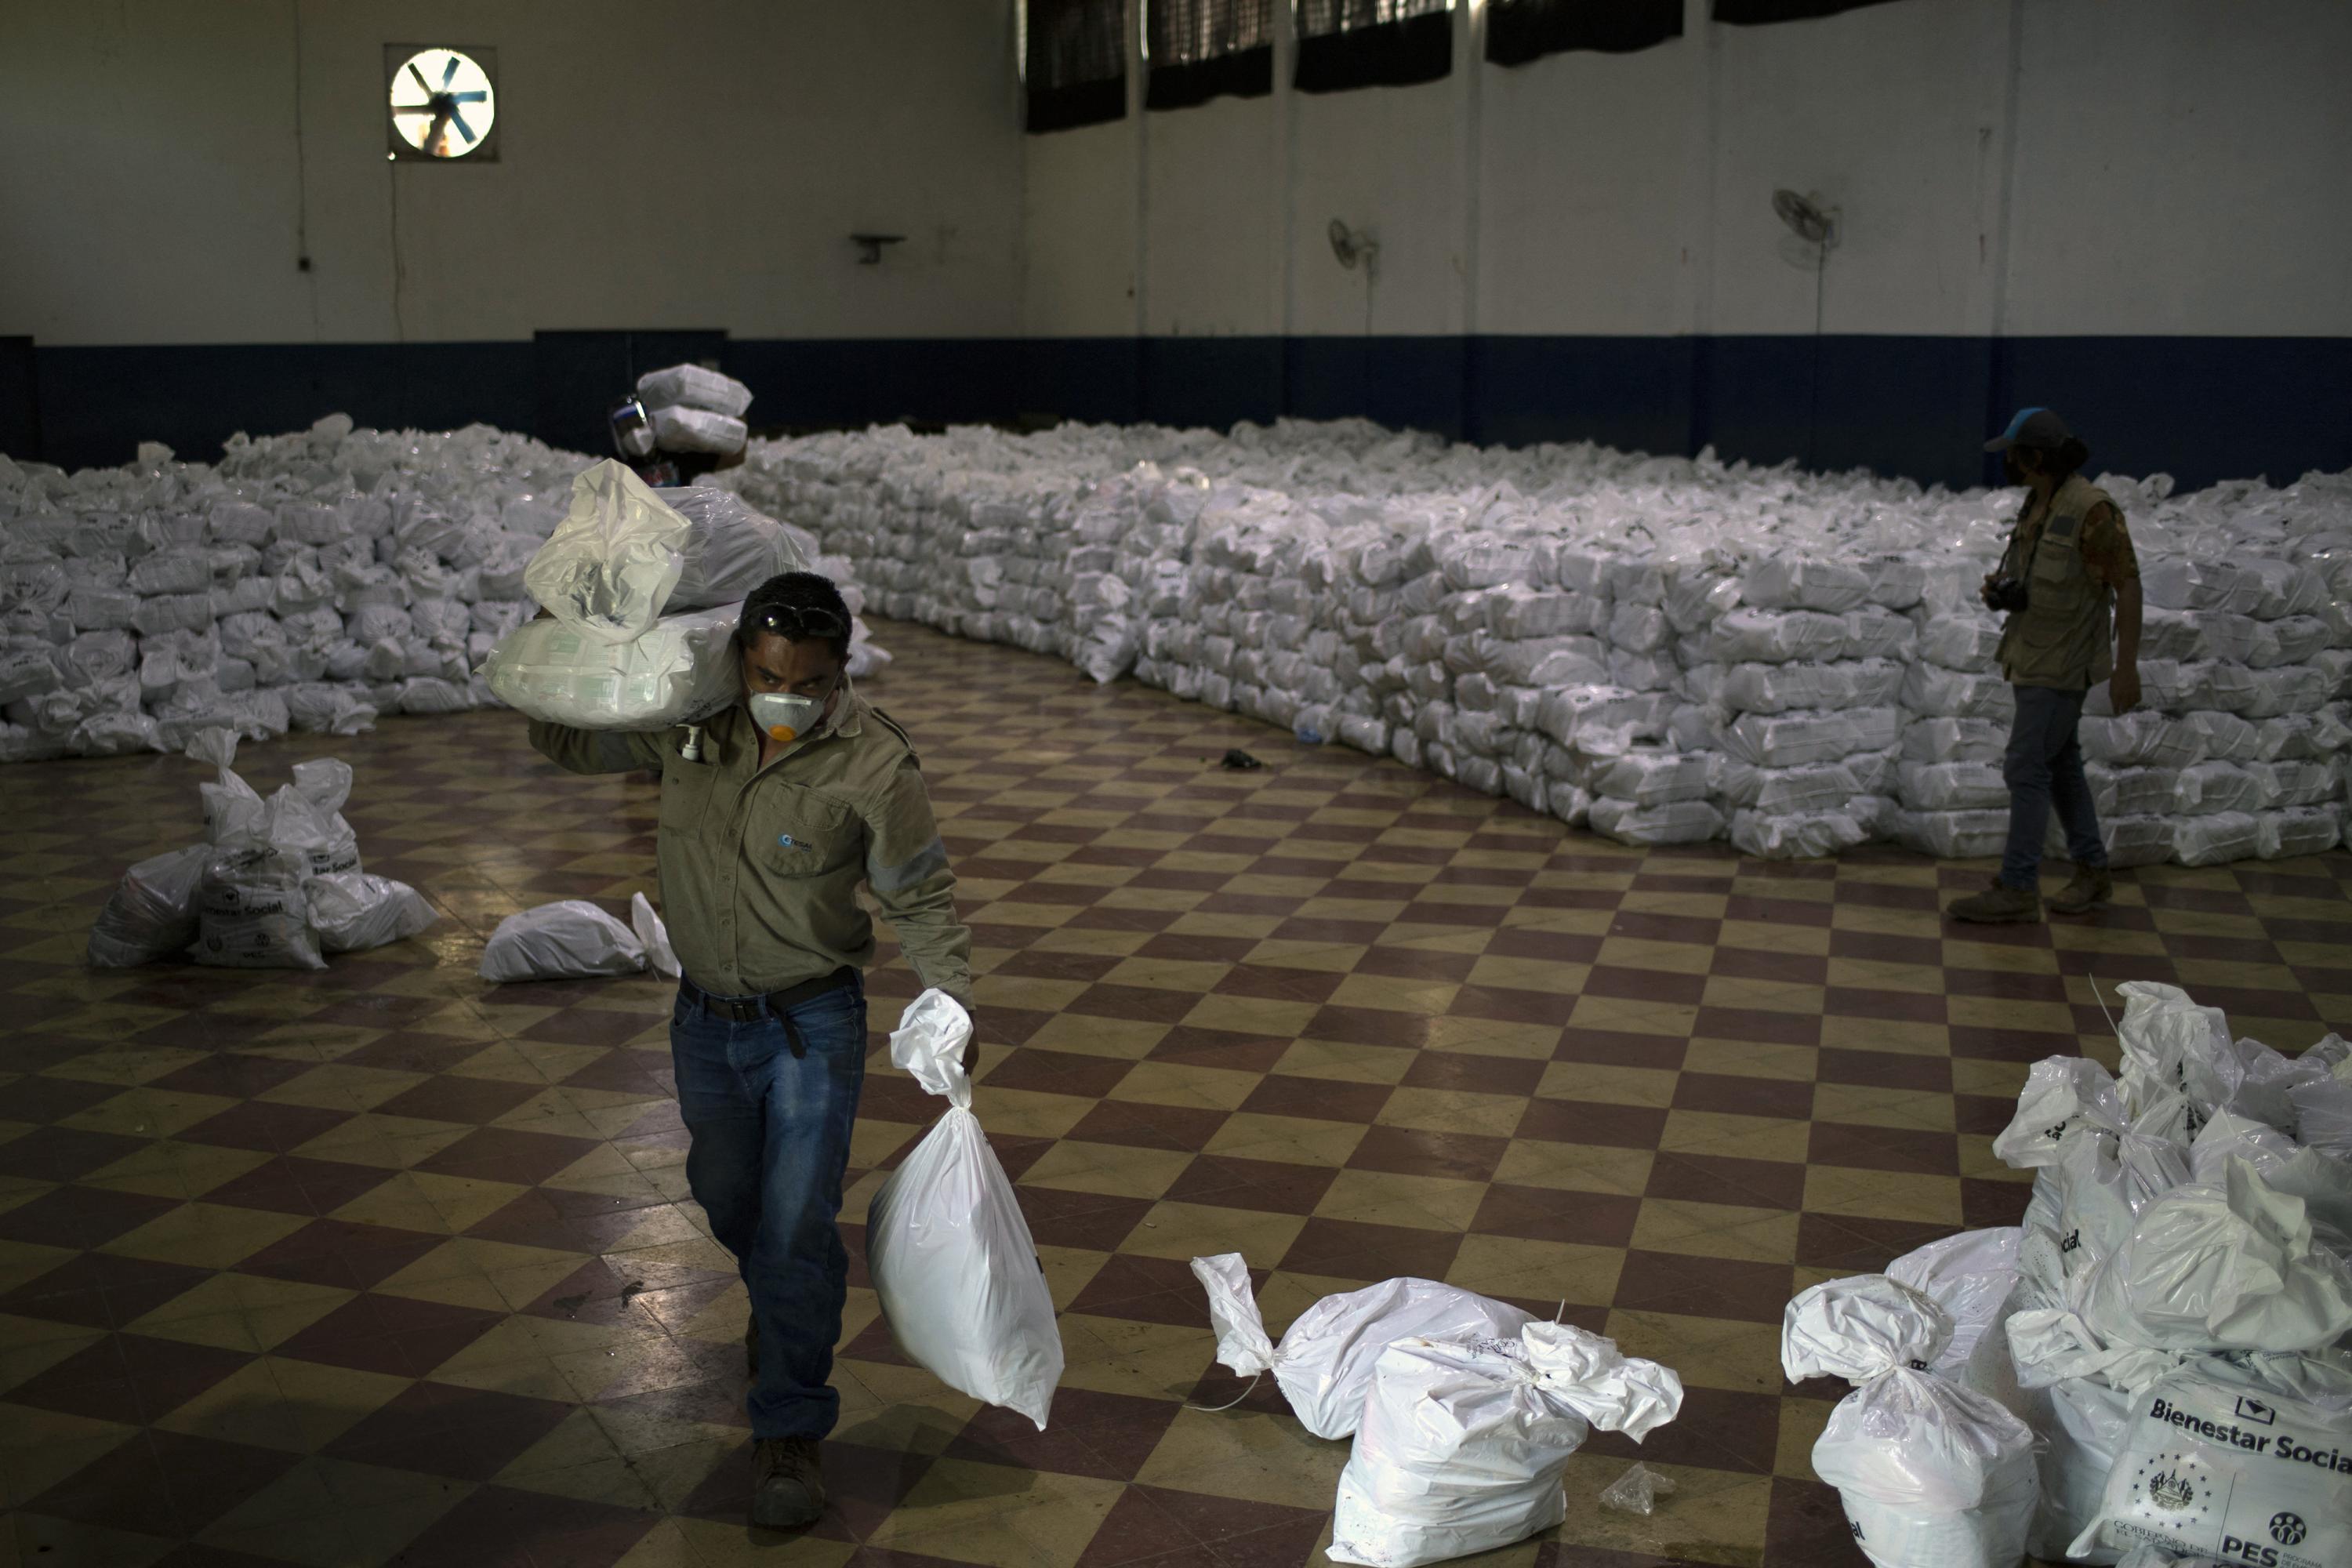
[527,691,973,1007]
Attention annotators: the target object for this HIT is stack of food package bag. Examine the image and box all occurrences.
[637,363,753,459]
[730,421,2352,867]
[1793,981,2352,1568]
[0,411,887,762]
[86,726,436,968]
[477,460,861,728]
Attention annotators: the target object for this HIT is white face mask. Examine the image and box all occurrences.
[749,691,824,745]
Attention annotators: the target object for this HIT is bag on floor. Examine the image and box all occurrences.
[866,989,1063,1429]
[477,899,647,982]
[2070,1359,2352,1567]
[1789,1275,2040,1568]
[191,844,326,971]
[87,844,209,967]
[307,871,437,954]
[1325,1322,1683,1568]
[1191,1253,1534,1439]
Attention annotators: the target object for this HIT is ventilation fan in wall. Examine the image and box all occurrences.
[1772,189,1838,255]
[1328,220,1381,282]
[386,45,499,162]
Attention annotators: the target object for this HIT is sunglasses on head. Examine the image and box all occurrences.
[742,604,848,642]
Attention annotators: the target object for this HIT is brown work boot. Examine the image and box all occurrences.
[1947,881,2042,924]
[2045,866,2114,915]
[751,1436,826,1529]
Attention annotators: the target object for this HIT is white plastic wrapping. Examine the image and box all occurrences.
[635,362,753,419]
[1325,1323,1684,1568]
[307,871,436,954]
[1788,1275,2039,1568]
[866,989,1063,1429]
[478,602,742,730]
[652,405,747,456]
[1189,1253,1533,1439]
[86,844,209,967]
[524,460,693,643]
[477,899,648,982]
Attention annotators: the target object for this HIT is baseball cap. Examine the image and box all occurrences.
[1985,407,2077,454]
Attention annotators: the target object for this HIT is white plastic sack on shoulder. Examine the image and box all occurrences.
[652,405,746,456]
[479,602,742,729]
[2070,1363,2352,1568]
[191,845,325,971]
[2076,1161,2352,1356]
[630,892,681,980]
[1994,1058,2129,1169]
[87,844,209,967]
[866,989,1063,1429]
[524,460,693,643]
[307,871,436,953]
[1887,1229,2023,1378]
[478,900,647,982]
[1793,1277,2038,1568]
[1186,1254,1532,1439]
[655,488,808,613]
[1325,1324,1682,1568]
[635,362,753,418]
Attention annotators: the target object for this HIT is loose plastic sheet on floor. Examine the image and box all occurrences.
[2,621,2349,1568]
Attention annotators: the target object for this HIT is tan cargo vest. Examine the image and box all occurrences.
[1997,473,2117,691]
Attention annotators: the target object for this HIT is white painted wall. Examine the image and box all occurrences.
[1023,0,2352,342]
[0,0,1025,345]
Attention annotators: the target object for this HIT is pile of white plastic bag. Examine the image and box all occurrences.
[732,419,2352,866]
[1189,1250,1685,1565]
[0,413,886,761]
[1788,981,2352,1568]
[86,726,436,969]
[477,893,678,984]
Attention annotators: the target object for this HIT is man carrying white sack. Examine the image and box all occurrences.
[526,570,975,1530]
[1949,407,2143,924]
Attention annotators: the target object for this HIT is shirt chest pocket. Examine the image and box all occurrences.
[2033,522,2085,586]
[751,786,860,880]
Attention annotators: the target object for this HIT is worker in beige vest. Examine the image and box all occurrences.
[1948,408,2143,923]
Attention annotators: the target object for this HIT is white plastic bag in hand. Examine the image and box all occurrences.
[2071,1360,2352,1567]
[1190,1252,1534,1439]
[866,989,1062,1430]
[87,844,209,967]
[477,900,647,982]
[1326,1323,1684,1567]
[630,892,681,980]
[1788,1275,2039,1568]
[524,460,691,643]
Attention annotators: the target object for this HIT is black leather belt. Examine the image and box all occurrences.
[678,968,857,1053]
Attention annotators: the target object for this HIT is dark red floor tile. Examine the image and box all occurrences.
[1147,1027,1293,1075]
[6,1332,255,1426]
[1236,1073,1393,1124]
[383,1483,657,1568]
[1947,1023,2078,1062]
[1581,1384,1781,1475]
[0,1184,181,1249]
[0,1125,150,1182]
[1692,1006,1821,1047]
[1644,1151,1809,1210]
[1345,1125,1508,1183]
[1813,1048,1951,1091]
[1064,1253,1215,1328]
[1553,1029,1686,1070]
[1355,946,1482,982]
[1062,1099,1232,1154]
[1399,1050,1544,1097]
[325,1380,575,1479]
[1515,1096,1668,1149]
[1822,985,1948,1024]
[1469,1183,1640,1247]
[414,1126,605,1186]
[1766,1475,1857,1564]
[1301,1004,1435,1051]
[27,1428,301,1538]
[1581,966,1707,1007]
[1960,1175,2034,1228]
[1008,1185,1154,1251]
[945,1385,1181,1482]
[1611,1250,1792,1324]
[1794,1211,1957,1272]
[1671,1073,1813,1120]
[1162,1155,1338,1215]
[332,1030,495,1076]
[232,1217,449,1290]
[370,1075,546,1126]
[198,1154,399,1218]
[1278,1217,1461,1283]
[980,1047,1140,1100]
[0,1250,212,1331]
[273,1292,505,1378]
[176,1099,357,1154]
[1483,927,1606,965]
[1607,911,1722,947]
[1805,1122,1961,1177]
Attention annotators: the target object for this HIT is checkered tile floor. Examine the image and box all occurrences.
[3,619,2350,1568]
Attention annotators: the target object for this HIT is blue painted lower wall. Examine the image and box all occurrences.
[10,332,2348,494]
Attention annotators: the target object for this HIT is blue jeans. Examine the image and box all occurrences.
[2001,684,2107,887]
[670,975,866,1440]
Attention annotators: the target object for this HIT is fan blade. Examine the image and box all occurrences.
[408,61,435,96]
[450,90,488,103]
[441,53,461,87]
[448,111,476,144]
